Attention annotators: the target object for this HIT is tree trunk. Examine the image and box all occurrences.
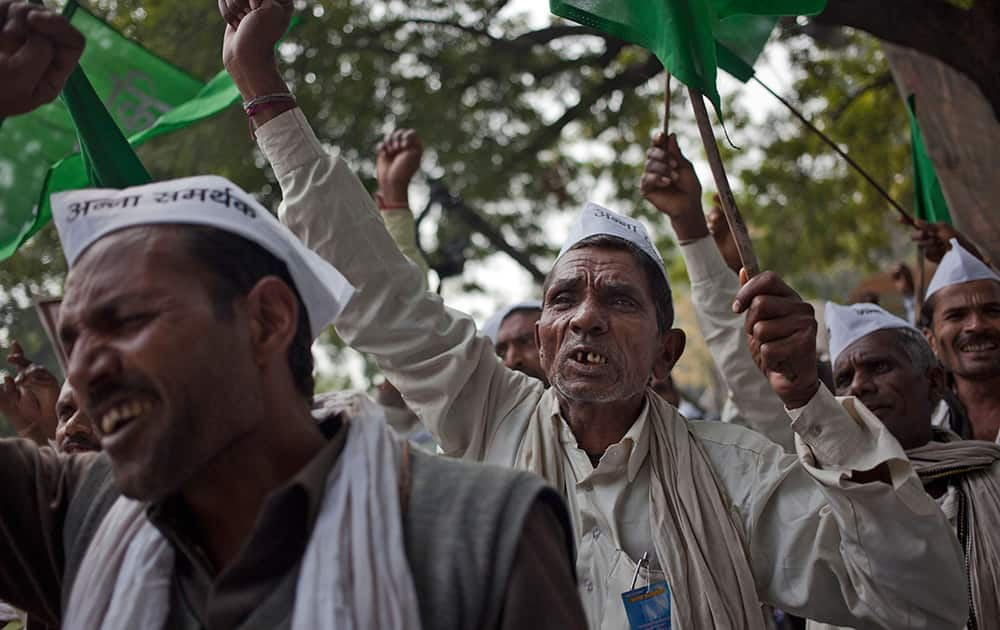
[882,41,1000,267]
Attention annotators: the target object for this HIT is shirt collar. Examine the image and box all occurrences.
[548,391,652,483]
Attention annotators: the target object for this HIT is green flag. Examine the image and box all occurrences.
[715,15,779,83]
[0,2,234,260]
[549,0,825,113]
[907,95,951,225]
[35,69,242,229]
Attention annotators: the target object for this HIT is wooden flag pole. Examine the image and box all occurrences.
[687,86,760,277]
[663,73,671,136]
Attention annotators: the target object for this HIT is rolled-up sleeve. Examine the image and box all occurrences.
[752,387,966,629]
[255,109,540,462]
[680,237,795,451]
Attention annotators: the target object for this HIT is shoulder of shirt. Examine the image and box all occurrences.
[687,418,788,458]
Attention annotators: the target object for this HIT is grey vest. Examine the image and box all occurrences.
[59,449,572,629]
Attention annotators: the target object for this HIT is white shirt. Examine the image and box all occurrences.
[256,108,967,630]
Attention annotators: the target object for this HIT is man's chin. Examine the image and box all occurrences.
[552,377,621,404]
[954,358,1000,380]
[111,465,177,503]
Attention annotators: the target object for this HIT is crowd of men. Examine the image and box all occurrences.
[1,0,998,628]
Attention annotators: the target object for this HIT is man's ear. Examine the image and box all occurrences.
[926,363,947,404]
[923,327,939,357]
[245,277,299,367]
[534,320,548,370]
[652,329,686,380]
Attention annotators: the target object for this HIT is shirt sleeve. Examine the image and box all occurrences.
[492,497,588,630]
[381,208,431,283]
[679,236,795,451]
[725,387,968,629]
[0,440,97,626]
[254,109,542,462]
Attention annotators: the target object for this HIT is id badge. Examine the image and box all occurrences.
[621,581,671,630]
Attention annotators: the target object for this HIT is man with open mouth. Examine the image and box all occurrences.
[258,27,967,630]
[921,240,1000,443]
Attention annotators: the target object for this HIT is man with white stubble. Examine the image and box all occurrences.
[230,1,968,626]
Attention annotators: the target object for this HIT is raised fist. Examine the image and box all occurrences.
[376,129,423,205]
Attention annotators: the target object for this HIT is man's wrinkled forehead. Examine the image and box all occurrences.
[546,244,648,286]
[61,226,196,320]
[834,329,908,373]
[934,278,1000,309]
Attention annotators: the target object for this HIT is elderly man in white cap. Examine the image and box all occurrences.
[921,239,1000,443]
[483,301,547,383]
[0,172,584,629]
[227,4,966,628]
[816,301,1000,630]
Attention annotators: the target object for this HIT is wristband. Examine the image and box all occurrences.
[376,193,409,211]
[242,92,296,112]
[245,97,296,138]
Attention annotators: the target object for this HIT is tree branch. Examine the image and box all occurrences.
[814,0,1000,119]
[513,53,663,160]
[829,72,894,120]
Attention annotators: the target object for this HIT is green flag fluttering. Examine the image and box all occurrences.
[0,1,239,260]
[715,15,778,83]
[549,0,826,113]
[907,95,952,225]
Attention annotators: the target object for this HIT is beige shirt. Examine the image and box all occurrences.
[256,108,967,630]
[806,486,963,630]
[680,236,796,451]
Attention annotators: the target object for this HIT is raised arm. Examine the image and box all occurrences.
[221,2,541,461]
[713,271,967,627]
[375,129,432,281]
[641,133,794,450]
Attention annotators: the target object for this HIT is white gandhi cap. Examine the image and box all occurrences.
[51,175,354,338]
[825,301,918,366]
[925,238,1000,300]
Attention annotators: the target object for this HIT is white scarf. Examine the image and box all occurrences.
[515,389,765,629]
[65,411,422,630]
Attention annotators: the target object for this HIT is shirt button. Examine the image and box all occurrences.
[592,527,601,539]
[584,579,594,592]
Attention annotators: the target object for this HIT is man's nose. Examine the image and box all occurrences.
[65,410,94,437]
[66,334,121,409]
[569,296,608,336]
[502,346,523,369]
[847,371,877,399]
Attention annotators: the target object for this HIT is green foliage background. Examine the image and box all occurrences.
[0,1,919,393]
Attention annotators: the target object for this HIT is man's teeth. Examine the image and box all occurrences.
[100,400,153,434]
[575,351,607,365]
[961,342,997,352]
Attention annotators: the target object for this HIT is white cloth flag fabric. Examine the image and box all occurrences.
[926,238,1000,300]
[825,301,918,366]
[50,175,355,337]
